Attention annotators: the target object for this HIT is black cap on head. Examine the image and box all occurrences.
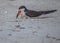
[19,6,26,9]
[19,6,27,12]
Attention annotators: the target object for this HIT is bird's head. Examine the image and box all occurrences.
[16,6,27,19]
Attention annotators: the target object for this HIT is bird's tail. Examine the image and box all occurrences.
[40,10,57,14]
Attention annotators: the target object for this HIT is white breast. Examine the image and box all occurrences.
[18,9,26,19]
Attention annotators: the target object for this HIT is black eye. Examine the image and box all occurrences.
[19,7,21,9]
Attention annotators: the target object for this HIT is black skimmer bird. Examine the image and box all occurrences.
[16,6,57,19]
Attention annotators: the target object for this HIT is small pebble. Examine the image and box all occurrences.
[16,25,20,28]
[52,37,56,39]
[8,34,12,36]
[15,20,18,22]
[46,35,51,38]
[56,39,60,41]
[25,17,28,19]
[20,27,25,29]
[11,29,20,32]
[0,29,3,31]
[32,29,37,33]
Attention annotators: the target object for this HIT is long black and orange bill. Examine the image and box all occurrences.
[16,10,21,19]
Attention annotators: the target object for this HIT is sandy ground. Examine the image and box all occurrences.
[0,0,60,43]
